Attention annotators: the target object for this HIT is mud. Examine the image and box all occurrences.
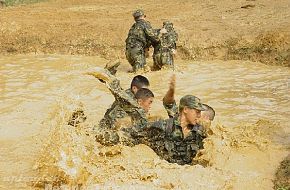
[274,155,290,190]
[0,0,290,189]
[0,54,289,189]
[0,0,289,65]
[33,96,289,190]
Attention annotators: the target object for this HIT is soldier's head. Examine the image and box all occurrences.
[132,9,145,21]
[179,95,205,125]
[135,88,154,113]
[201,104,215,122]
[198,104,215,130]
[163,21,173,31]
[131,75,150,94]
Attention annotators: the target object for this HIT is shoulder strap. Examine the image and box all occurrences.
[165,118,174,134]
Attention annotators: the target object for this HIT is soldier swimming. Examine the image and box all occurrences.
[88,69,213,165]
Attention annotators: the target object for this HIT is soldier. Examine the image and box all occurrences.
[97,87,154,146]
[162,75,215,134]
[152,21,178,70]
[87,68,151,145]
[201,104,215,122]
[98,71,208,164]
[199,104,215,134]
[131,94,207,165]
[89,70,208,165]
[98,74,150,131]
[125,9,166,72]
[127,75,211,165]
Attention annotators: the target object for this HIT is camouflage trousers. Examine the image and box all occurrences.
[125,45,146,72]
[94,125,120,146]
[94,124,142,146]
[153,50,174,70]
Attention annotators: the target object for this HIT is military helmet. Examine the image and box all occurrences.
[179,95,206,111]
[133,9,145,19]
[163,21,173,26]
[163,20,173,31]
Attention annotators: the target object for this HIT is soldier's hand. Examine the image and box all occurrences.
[160,28,167,34]
[163,74,176,104]
[86,67,113,83]
[169,74,176,92]
[171,49,177,55]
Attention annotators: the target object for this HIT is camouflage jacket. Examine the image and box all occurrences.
[99,88,134,129]
[163,100,179,118]
[146,115,205,165]
[99,74,205,165]
[128,101,205,165]
[126,19,160,49]
[99,76,147,130]
[152,29,178,54]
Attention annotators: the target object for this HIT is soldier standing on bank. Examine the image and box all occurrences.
[125,9,167,72]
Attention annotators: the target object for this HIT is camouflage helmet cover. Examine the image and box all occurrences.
[133,9,145,19]
[163,20,173,26]
[163,20,173,31]
[179,95,206,111]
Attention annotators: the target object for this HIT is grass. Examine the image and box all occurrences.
[3,0,46,6]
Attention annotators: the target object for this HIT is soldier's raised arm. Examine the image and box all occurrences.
[86,67,148,125]
[143,22,167,44]
[163,75,178,118]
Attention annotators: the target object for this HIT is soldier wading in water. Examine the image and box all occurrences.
[125,9,167,72]
[90,70,210,165]
[152,21,178,70]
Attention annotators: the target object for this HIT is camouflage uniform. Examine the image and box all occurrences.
[98,88,135,130]
[139,117,205,165]
[152,21,178,70]
[123,96,206,165]
[125,10,161,72]
[68,109,87,127]
[128,99,206,165]
[91,70,205,165]
[90,69,147,145]
[103,82,205,165]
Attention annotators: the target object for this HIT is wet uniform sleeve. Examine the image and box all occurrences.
[108,84,148,126]
[173,31,178,49]
[163,100,178,118]
[143,21,160,44]
[146,119,167,131]
[169,31,178,50]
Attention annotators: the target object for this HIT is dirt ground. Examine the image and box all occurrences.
[0,0,289,66]
[0,1,290,189]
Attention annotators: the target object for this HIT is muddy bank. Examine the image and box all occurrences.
[178,31,290,67]
[0,0,289,66]
[1,28,289,66]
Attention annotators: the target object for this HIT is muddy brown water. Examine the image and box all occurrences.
[0,55,289,189]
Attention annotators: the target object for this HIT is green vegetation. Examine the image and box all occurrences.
[3,0,46,6]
